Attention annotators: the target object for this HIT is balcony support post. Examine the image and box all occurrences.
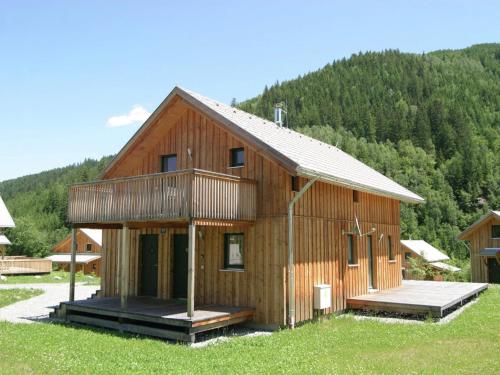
[69,227,77,302]
[187,221,196,317]
[120,224,130,309]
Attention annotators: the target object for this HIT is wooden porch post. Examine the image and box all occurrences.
[69,227,77,301]
[120,225,130,308]
[187,222,196,317]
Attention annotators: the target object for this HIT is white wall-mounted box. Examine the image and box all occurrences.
[313,284,331,309]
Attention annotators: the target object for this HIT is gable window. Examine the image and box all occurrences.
[224,233,244,269]
[161,154,177,172]
[492,225,500,239]
[230,147,244,167]
[353,190,359,203]
[85,243,92,252]
[347,234,357,265]
[291,176,299,192]
[388,235,394,261]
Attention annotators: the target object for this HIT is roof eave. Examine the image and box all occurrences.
[296,167,425,204]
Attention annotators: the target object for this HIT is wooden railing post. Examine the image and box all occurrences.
[69,227,77,302]
[120,224,130,309]
[187,222,196,317]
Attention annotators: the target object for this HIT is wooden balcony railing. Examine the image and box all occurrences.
[67,169,257,224]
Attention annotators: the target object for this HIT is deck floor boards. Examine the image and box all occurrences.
[60,296,255,342]
[347,280,488,316]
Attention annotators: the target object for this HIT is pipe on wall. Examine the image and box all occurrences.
[288,175,319,329]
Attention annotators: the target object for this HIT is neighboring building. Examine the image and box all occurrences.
[61,87,424,339]
[0,195,15,258]
[401,239,460,279]
[47,228,102,276]
[458,211,500,284]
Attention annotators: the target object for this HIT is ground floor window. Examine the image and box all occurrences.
[347,234,357,265]
[224,233,244,269]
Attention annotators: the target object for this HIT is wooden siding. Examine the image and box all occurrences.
[101,218,286,326]
[465,217,500,282]
[95,100,404,326]
[53,230,101,254]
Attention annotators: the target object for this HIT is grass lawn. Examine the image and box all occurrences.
[0,271,100,285]
[0,285,498,375]
[0,288,44,308]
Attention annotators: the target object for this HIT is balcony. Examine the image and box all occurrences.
[67,169,257,226]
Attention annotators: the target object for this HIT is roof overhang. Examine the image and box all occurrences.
[46,254,101,264]
[297,167,425,204]
[0,234,11,245]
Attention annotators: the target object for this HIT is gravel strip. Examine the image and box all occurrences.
[0,283,99,323]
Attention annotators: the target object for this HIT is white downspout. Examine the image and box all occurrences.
[288,175,319,329]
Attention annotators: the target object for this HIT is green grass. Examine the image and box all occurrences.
[0,288,44,308]
[0,271,100,285]
[0,286,498,375]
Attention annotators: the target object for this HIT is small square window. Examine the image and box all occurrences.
[85,243,92,253]
[492,225,500,239]
[291,176,299,192]
[388,235,394,261]
[353,190,359,203]
[230,148,244,167]
[224,233,244,269]
[161,154,177,172]
[405,252,412,260]
[347,234,357,265]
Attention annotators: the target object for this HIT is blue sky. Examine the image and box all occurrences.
[0,1,499,181]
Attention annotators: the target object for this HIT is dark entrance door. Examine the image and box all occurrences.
[173,234,188,299]
[139,234,158,296]
[367,235,375,289]
[487,258,500,284]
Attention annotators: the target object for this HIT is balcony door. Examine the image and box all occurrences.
[173,234,188,299]
[139,234,158,297]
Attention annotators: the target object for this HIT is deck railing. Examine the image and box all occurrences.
[68,169,257,224]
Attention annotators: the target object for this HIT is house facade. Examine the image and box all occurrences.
[64,87,423,334]
[458,211,500,284]
[48,229,102,276]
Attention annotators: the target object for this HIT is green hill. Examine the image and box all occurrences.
[1,43,499,262]
[239,43,500,260]
[0,157,113,257]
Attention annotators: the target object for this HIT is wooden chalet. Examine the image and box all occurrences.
[458,211,500,284]
[47,228,102,276]
[58,87,425,342]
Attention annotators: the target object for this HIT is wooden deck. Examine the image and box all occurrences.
[347,280,488,317]
[58,297,255,342]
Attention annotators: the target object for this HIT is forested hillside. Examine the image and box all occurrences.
[0,157,112,257]
[239,43,500,260]
[1,44,498,262]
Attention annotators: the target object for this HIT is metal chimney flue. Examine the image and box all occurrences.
[274,103,286,127]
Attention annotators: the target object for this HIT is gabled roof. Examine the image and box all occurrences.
[458,211,500,240]
[401,240,450,262]
[80,229,102,246]
[0,196,15,228]
[102,86,424,203]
